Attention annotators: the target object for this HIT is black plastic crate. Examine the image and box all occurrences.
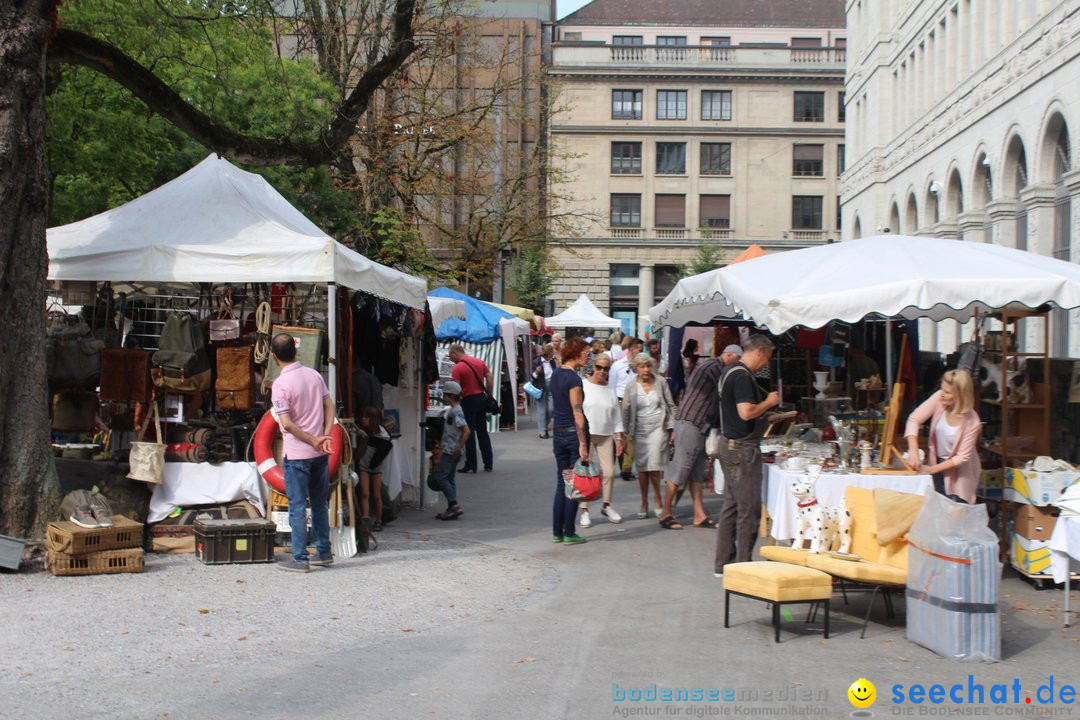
[194,518,276,564]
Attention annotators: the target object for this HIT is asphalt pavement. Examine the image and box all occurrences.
[2,416,1078,720]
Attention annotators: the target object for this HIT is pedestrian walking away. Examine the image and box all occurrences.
[448,343,495,473]
[532,343,557,439]
[714,334,780,575]
[269,333,337,572]
[611,337,644,481]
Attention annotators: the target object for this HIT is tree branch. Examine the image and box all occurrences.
[46,0,416,167]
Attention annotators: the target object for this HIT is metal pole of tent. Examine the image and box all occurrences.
[885,318,894,391]
[327,282,337,404]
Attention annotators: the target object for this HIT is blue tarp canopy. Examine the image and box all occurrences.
[430,287,512,343]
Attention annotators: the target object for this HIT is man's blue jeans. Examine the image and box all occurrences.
[283,455,331,562]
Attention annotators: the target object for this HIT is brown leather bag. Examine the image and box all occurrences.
[99,349,153,404]
[215,345,254,410]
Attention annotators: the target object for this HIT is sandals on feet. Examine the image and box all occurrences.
[693,518,718,529]
[658,516,684,530]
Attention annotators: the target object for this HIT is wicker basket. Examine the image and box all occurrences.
[47,547,145,576]
[46,516,143,555]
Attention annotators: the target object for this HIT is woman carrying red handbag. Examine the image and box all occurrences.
[547,337,591,545]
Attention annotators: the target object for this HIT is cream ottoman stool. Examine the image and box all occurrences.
[723,561,833,642]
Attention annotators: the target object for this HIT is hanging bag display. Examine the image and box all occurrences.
[127,399,165,484]
[46,317,105,389]
[152,312,212,393]
[215,344,255,410]
[99,349,153,404]
[262,324,327,388]
[562,460,602,502]
[51,392,100,432]
[209,288,241,343]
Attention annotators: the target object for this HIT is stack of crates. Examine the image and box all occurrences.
[46,516,145,576]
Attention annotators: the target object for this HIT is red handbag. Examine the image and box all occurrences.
[563,461,603,502]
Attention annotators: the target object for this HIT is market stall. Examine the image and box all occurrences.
[545,294,622,332]
[46,154,430,543]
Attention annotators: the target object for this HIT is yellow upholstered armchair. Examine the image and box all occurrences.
[760,486,924,637]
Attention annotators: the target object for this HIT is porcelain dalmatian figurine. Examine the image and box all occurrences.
[790,475,852,554]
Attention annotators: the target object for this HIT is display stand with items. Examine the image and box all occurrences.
[46,155,433,559]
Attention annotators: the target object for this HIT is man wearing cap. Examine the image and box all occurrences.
[720,344,743,367]
[432,381,469,520]
[657,352,725,529]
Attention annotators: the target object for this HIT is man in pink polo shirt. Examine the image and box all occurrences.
[270,333,336,572]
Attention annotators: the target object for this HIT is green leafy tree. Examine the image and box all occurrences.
[506,239,557,313]
[678,240,724,279]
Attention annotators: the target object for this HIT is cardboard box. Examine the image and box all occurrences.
[1010,533,1051,575]
[1004,468,1080,505]
[1013,504,1058,541]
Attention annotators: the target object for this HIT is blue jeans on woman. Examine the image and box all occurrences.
[552,431,581,538]
[283,455,331,563]
[537,391,553,434]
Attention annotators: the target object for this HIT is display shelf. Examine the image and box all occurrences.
[981,399,1046,409]
[983,444,1038,460]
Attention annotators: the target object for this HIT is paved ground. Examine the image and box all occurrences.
[2,418,1078,720]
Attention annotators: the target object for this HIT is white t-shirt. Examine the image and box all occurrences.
[582,380,624,436]
[611,357,635,399]
[934,416,960,460]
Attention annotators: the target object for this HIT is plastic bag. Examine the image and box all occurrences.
[906,492,1001,662]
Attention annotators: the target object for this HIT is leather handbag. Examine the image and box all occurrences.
[51,392,100,432]
[562,460,602,502]
[99,348,153,404]
[209,288,241,343]
[127,400,165,484]
[215,344,255,410]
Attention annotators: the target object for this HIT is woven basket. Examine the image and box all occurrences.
[46,516,143,555]
[47,547,145,576]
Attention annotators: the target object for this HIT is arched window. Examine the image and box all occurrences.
[1044,114,1073,354]
[1004,135,1028,250]
[889,202,901,234]
[905,193,918,233]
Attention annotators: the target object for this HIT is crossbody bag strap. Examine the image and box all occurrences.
[717,365,751,439]
[463,357,487,393]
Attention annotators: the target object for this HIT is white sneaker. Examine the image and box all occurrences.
[580,509,592,528]
[601,506,623,524]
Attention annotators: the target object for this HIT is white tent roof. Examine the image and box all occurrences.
[546,294,622,329]
[47,154,427,309]
[649,235,1080,332]
[428,296,467,328]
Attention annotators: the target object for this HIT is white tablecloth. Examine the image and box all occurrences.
[1049,516,1080,584]
[765,464,934,542]
[148,462,266,523]
[380,440,415,499]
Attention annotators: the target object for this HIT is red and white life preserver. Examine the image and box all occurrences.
[253,411,344,493]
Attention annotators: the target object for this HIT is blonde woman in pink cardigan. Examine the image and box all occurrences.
[904,369,982,503]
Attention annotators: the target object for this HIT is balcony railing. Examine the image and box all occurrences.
[554,44,846,70]
[610,227,643,239]
[789,229,826,243]
[654,228,688,239]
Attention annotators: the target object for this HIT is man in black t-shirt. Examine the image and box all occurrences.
[714,334,780,575]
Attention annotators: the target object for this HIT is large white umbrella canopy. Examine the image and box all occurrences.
[650,235,1080,333]
[546,293,623,329]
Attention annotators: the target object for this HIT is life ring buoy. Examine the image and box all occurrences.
[253,411,344,493]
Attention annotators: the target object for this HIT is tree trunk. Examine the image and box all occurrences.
[0,1,62,543]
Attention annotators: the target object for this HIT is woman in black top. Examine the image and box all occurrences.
[548,337,591,545]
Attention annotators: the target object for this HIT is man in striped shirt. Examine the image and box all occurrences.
[657,355,725,529]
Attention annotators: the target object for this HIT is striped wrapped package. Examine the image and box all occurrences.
[905,493,1001,662]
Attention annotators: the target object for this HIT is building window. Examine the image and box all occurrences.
[794,91,825,122]
[792,196,824,229]
[562,31,582,41]
[793,144,824,176]
[656,36,687,45]
[791,37,822,47]
[656,90,687,120]
[838,91,846,122]
[655,194,686,227]
[701,36,731,46]
[701,90,732,120]
[611,142,642,174]
[609,264,640,303]
[837,144,846,175]
[656,142,686,174]
[611,194,641,227]
[613,35,643,45]
[654,266,680,304]
[612,89,643,120]
[700,195,731,228]
[836,196,842,230]
[700,143,731,175]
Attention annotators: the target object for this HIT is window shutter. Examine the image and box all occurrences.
[655,195,686,227]
[700,195,730,227]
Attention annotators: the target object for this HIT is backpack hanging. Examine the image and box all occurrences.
[151,312,211,393]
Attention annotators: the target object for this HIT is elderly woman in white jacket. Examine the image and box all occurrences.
[579,354,625,527]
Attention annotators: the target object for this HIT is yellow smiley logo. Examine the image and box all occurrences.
[848,678,876,709]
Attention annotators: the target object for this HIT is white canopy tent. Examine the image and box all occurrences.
[649,235,1080,334]
[546,294,622,329]
[47,154,430,516]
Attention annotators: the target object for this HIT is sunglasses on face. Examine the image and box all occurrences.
[594,365,611,371]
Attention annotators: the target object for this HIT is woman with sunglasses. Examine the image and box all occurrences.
[579,356,625,527]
